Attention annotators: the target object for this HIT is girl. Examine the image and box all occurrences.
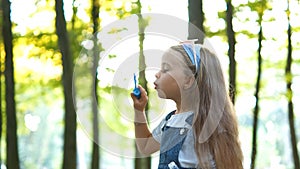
[130,42,243,169]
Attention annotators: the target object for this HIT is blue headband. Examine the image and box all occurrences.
[182,43,201,71]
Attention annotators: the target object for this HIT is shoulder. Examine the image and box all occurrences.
[166,111,194,128]
[152,110,176,142]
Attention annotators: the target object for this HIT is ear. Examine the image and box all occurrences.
[183,76,195,90]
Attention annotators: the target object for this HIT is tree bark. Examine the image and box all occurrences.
[91,0,100,168]
[0,2,2,161]
[1,0,20,168]
[134,1,151,169]
[250,12,263,169]
[285,2,300,168]
[188,0,205,43]
[225,0,236,103]
[71,0,77,30]
[55,0,77,168]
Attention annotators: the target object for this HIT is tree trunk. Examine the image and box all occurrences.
[91,0,100,168]
[134,1,151,169]
[225,0,236,103]
[188,0,205,43]
[1,0,20,168]
[0,49,2,165]
[250,12,263,169]
[71,0,77,30]
[0,2,3,161]
[55,0,77,168]
[285,2,300,168]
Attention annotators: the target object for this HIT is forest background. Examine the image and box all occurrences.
[0,0,300,169]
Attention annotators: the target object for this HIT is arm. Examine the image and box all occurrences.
[130,86,160,155]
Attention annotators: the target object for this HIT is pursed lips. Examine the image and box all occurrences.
[154,82,158,89]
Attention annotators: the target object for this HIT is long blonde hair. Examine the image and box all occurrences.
[171,45,243,169]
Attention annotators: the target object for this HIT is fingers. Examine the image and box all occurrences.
[138,85,148,96]
[131,85,148,111]
[130,86,147,100]
[134,85,148,101]
[130,92,136,100]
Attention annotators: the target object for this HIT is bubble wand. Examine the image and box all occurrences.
[132,73,141,99]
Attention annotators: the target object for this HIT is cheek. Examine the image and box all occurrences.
[167,72,185,88]
[162,73,176,84]
[162,74,181,91]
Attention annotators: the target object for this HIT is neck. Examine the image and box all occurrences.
[174,94,194,114]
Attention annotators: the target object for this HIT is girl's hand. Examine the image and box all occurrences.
[130,85,148,112]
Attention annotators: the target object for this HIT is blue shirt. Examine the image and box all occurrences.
[152,111,198,168]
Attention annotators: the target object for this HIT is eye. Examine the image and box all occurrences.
[161,68,168,73]
[161,64,170,73]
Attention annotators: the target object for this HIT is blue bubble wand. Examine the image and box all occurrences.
[132,73,141,99]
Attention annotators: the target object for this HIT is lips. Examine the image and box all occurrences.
[154,82,158,89]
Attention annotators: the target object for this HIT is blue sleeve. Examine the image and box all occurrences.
[152,119,166,143]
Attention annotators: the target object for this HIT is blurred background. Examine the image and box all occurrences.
[1,0,300,169]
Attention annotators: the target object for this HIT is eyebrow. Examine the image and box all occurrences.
[161,62,170,67]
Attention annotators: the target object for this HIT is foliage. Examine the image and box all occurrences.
[1,0,300,168]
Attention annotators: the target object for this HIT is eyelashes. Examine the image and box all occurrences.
[161,63,170,73]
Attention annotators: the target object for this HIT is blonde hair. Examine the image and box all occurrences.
[171,45,243,169]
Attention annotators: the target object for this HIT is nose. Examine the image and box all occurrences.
[155,71,160,79]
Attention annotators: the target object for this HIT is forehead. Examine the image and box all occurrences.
[161,48,186,66]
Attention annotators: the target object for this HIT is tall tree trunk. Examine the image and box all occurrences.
[0,1,3,161]
[285,1,300,168]
[1,0,20,168]
[134,1,151,169]
[188,0,205,43]
[0,75,2,166]
[0,44,2,166]
[225,0,236,103]
[71,0,77,30]
[55,0,77,168]
[91,0,100,168]
[250,11,263,169]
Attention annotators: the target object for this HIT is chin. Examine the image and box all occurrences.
[156,89,167,99]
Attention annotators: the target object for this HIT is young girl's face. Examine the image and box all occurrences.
[154,49,191,100]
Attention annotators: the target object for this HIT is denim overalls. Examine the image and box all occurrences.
[157,111,196,169]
